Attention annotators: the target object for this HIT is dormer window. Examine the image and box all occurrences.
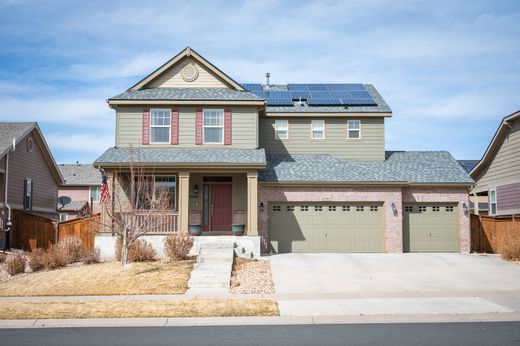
[150,109,171,143]
[203,109,224,144]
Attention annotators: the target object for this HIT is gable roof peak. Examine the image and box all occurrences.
[129,47,245,92]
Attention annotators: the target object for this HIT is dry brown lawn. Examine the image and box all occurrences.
[0,261,194,296]
[0,299,279,319]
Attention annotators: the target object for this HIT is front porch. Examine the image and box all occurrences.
[102,170,259,236]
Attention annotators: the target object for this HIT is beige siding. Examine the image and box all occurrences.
[476,118,520,190]
[146,57,229,89]
[259,116,385,161]
[116,106,258,149]
[7,132,58,215]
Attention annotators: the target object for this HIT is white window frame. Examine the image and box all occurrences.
[489,189,497,215]
[275,120,289,140]
[150,108,171,144]
[311,120,325,140]
[203,109,224,144]
[59,213,68,222]
[89,186,101,203]
[347,119,361,140]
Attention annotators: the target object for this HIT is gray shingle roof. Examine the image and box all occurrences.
[260,151,474,184]
[59,164,101,186]
[57,200,88,212]
[94,147,266,166]
[265,85,392,113]
[109,88,263,101]
[259,154,404,183]
[355,151,474,184]
[0,122,36,158]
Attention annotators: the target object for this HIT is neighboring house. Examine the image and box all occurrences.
[470,110,520,216]
[58,163,102,221]
[0,122,63,247]
[94,47,473,255]
[458,160,489,215]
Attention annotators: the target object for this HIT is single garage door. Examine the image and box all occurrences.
[268,203,383,253]
[403,203,458,252]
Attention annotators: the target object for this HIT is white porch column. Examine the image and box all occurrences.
[178,171,190,233]
[246,170,258,236]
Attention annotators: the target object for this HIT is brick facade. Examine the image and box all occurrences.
[258,185,471,253]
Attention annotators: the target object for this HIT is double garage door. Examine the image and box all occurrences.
[268,203,383,253]
[268,202,459,253]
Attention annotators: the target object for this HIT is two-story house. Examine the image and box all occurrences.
[94,47,473,255]
[58,163,102,221]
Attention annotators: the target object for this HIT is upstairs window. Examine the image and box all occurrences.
[150,109,171,143]
[347,119,361,139]
[275,120,288,139]
[203,109,224,144]
[311,120,325,140]
[489,189,497,215]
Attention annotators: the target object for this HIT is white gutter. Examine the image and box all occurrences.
[3,138,15,234]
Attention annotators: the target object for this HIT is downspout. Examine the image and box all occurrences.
[3,138,15,248]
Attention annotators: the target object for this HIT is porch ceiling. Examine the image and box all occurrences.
[94,147,266,168]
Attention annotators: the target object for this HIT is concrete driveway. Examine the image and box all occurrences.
[270,253,520,294]
[269,253,520,317]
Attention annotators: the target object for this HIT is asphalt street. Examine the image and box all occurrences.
[1,322,520,346]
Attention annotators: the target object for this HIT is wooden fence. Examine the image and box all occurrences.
[471,214,520,253]
[10,210,100,252]
[57,214,100,252]
[11,210,58,251]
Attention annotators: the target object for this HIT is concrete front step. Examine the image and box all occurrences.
[199,241,235,249]
[199,248,234,257]
[190,270,231,279]
[188,278,230,289]
[188,238,235,291]
[194,262,231,270]
[197,255,234,263]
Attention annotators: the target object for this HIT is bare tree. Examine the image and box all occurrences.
[103,147,174,266]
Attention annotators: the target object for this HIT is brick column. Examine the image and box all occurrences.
[178,171,190,233]
[246,171,258,236]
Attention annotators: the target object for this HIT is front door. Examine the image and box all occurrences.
[205,184,232,232]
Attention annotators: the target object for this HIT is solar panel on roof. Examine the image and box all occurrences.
[241,83,262,92]
[307,98,343,106]
[289,91,311,99]
[308,91,332,98]
[266,91,291,98]
[265,98,293,106]
[350,90,372,98]
[307,84,328,91]
[341,98,377,106]
[287,84,309,91]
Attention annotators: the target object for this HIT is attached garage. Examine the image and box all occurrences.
[403,203,459,252]
[268,203,384,253]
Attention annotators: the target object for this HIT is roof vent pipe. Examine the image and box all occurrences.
[265,72,270,87]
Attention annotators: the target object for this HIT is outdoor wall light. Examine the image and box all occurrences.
[260,202,264,212]
[391,202,398,216]
[463,202,469,215]
[193,185,199,195]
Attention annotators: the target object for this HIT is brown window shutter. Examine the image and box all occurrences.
[224,109,232,145]
[171,108,179,145]
[195,109,203,145]
[142,108,150,145]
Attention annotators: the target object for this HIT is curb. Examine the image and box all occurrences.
[1,312,520,329]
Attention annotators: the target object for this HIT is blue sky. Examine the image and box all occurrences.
[0,0,519,163]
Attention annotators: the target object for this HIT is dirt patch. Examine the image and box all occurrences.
[0,299,279,319]
[230,257,275,294]
[0,260,194,296]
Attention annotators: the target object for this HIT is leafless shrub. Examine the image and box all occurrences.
[0,252,7,263]
[42,246,69,270]
[56,236,83,264]
[115,238,157,262]
[164,233,193,261]
[81,248,101,264]
[5,250,26,275]
[27,248,47,272]
[498,231,520,261]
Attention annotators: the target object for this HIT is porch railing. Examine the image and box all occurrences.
[117,210,178,234]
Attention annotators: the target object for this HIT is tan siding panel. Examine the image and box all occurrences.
[146,57,228,89]
[7,132,58,213]
[259,117,385,161]
[117,106,258,149]
[477,119,520,188]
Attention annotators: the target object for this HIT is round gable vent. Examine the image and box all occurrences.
[181,63,199,82]
[26,137,34,152]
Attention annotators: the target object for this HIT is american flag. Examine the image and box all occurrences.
[100,170,111,204]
